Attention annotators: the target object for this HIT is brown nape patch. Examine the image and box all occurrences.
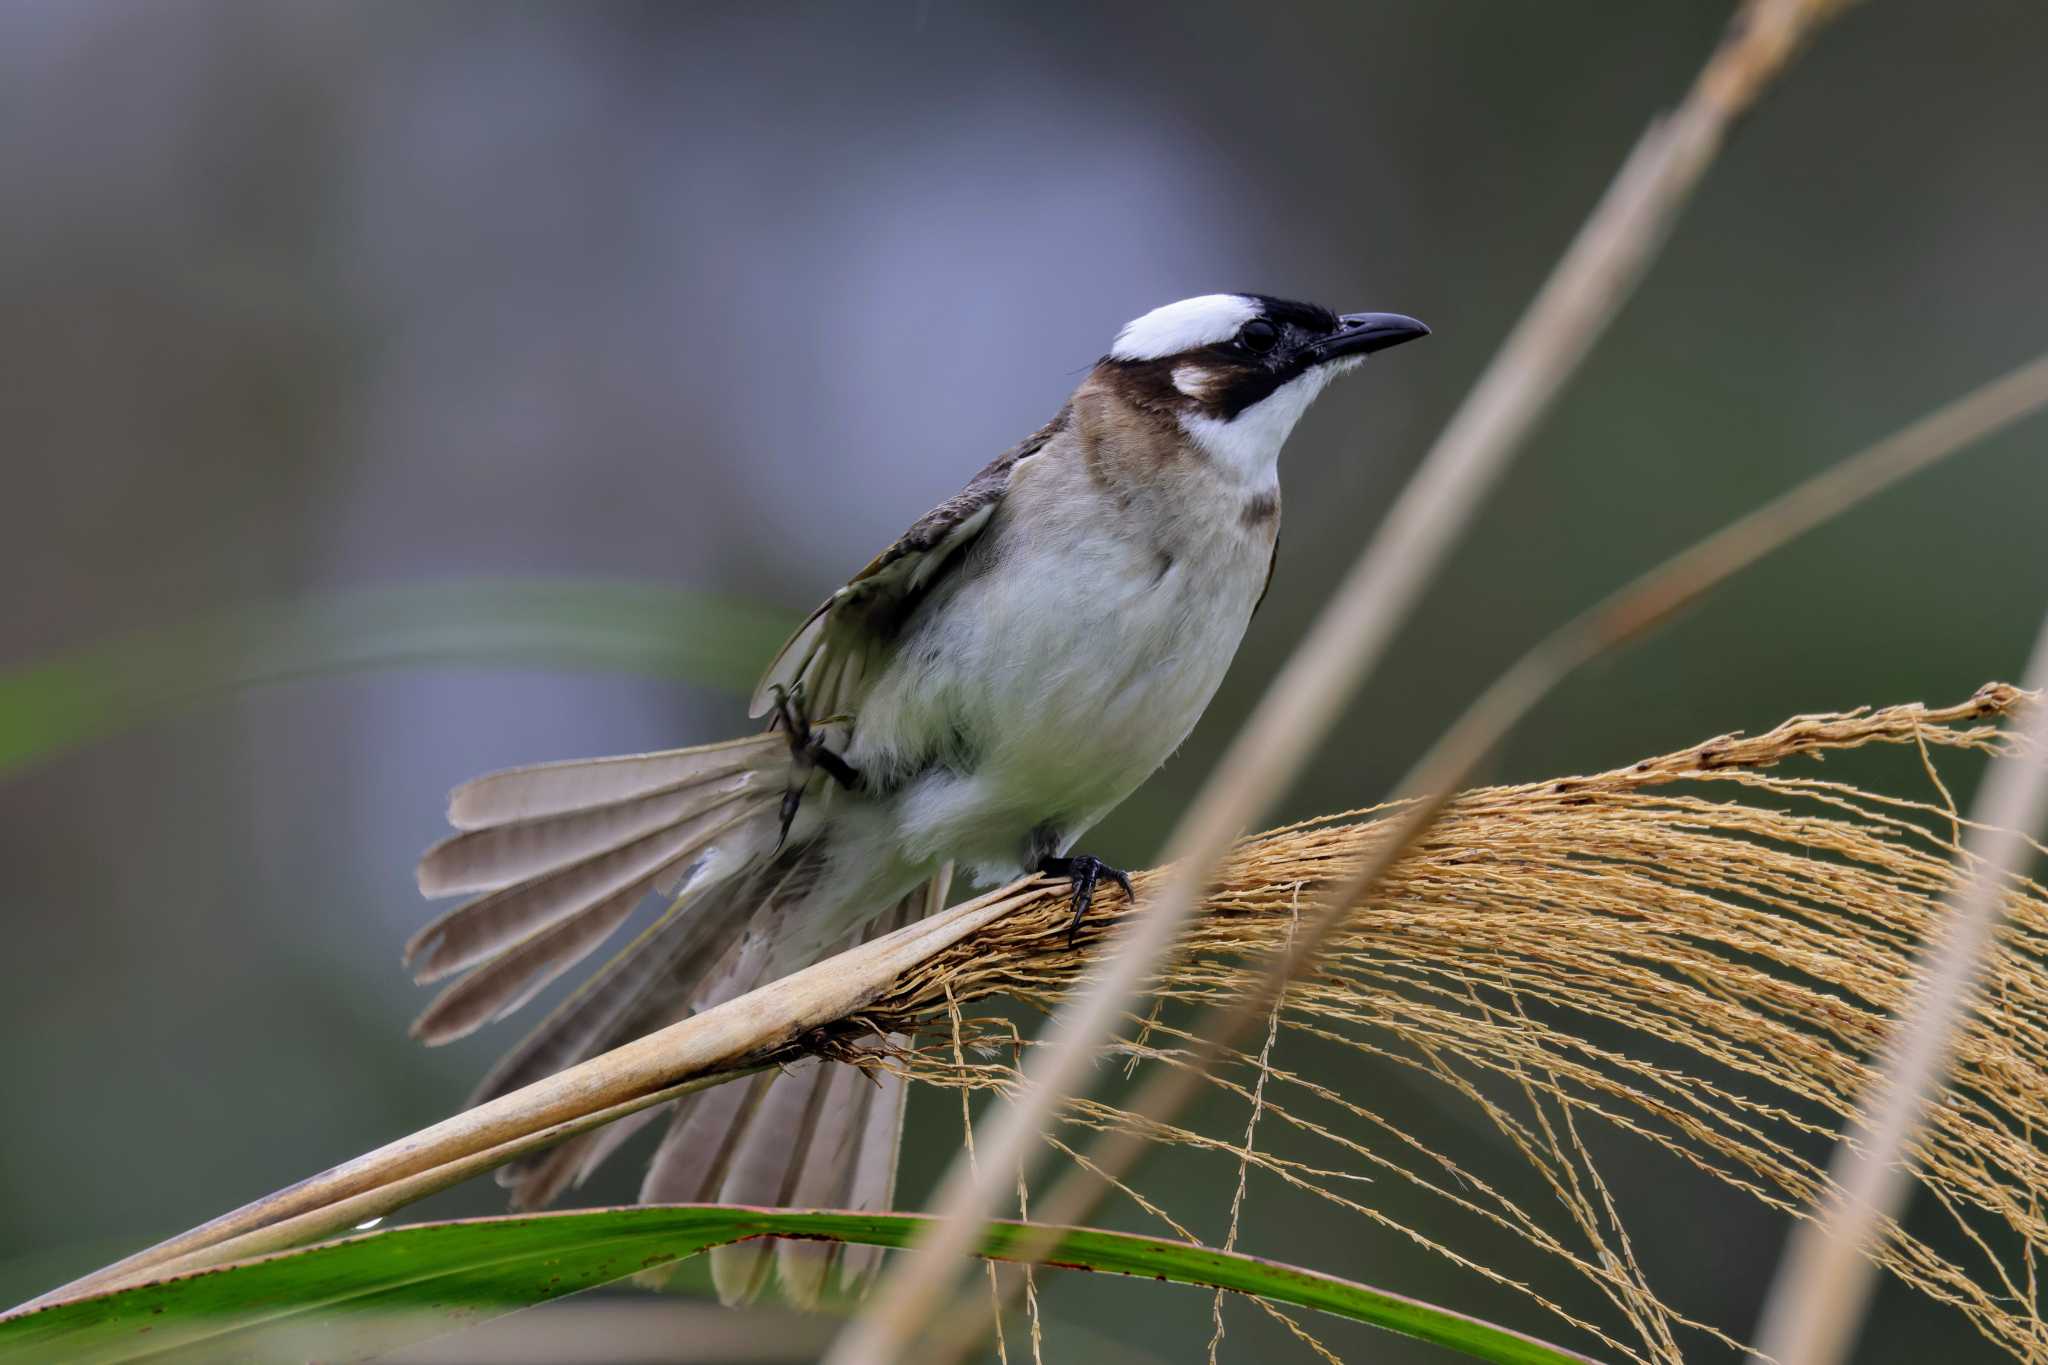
[1086,358,1185,417]
[1241,488,1280,528]
[1071,372,1194,490]
[1091,345,1303,425]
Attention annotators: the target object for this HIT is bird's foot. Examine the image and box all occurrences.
[1037,853,1135,945]
[769,685,860,849]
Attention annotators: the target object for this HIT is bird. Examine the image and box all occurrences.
[402,292,1428,1306]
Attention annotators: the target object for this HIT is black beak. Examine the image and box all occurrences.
[1313,311,1431,363]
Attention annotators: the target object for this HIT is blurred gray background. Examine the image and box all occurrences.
[3,2,2045,1360]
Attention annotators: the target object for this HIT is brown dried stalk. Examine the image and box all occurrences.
[19,899,1043,1305]
[832,2,1859,1356]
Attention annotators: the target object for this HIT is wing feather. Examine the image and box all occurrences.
[409,882,644,1044]
[747,410,1067,721]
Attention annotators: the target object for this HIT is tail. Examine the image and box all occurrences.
[409,734,943,1307]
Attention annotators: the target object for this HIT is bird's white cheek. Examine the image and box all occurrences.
[1179,367,1337,484]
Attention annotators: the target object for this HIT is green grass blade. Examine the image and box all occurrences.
[0,578,793,777]
[0,1206,1604,1365]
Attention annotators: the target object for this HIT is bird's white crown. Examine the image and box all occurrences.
[1109,294,1259,362]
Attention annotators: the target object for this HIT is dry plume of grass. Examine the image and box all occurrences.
[820,685,2046,1362]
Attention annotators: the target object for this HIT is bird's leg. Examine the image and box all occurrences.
[1037,853,1136,945]
[770,684,861,849]
[770,684,860,787]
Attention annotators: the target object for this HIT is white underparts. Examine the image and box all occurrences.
[1111,294,1260,361]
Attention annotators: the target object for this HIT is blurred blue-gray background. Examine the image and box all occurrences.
[3,2,2045,1360]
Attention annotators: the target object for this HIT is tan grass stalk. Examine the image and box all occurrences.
[830,3,1856,1356]
[19,896,1043,1306]
[1750,616,2048,1365]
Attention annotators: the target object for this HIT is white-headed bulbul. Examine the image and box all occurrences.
[405,293,1429,1304]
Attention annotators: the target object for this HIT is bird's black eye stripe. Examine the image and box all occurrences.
[1238,319,1279,354]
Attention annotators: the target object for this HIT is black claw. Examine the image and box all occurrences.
[769,684,860,851]
[1038,853,1135,945]
[768,683,804,740]
[778,788,802,851]
[812,745,860,791]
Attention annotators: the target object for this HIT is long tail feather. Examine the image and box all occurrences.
[409,878,646,1045]
[406,734,801,1050]
[678,885,935,1305]
[709,1057,839,1304]
[419,767,775,898]
[446,734,787,829]
[472,862,779,1110]
[412,732,947,1305]
[506,1105,666,1212]
[407,798,767,984]
[638,1072,774,1205]
[775,1057,883,1306]
[837,1043,910,1292]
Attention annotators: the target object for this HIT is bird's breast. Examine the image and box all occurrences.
[849,466,1273,869]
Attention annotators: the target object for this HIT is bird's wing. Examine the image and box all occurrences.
[748,409,1068,721]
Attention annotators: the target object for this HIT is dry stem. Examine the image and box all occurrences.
[1750,617,2048,1365]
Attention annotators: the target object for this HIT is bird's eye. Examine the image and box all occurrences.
[1238,319,1279,354]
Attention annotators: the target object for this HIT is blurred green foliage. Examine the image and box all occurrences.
[0,579,788,776]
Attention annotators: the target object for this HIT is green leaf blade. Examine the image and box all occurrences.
[1,1206,1605,1365]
